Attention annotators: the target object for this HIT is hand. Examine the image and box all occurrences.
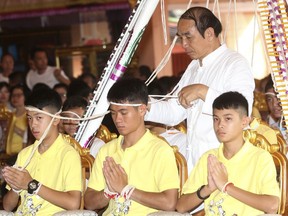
[2,166,33,190]
[207,155,217,193]
[178,84,208,109]
[207,154,228,191]
[103,157,128,194]
[54,68,61,79]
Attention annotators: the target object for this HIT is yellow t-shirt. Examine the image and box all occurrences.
[88,130,180,216]
[7,113,27,155]
[182,140,280,216]
[14,134,82,216]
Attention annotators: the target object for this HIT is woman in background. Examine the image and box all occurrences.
[7,84,31,155]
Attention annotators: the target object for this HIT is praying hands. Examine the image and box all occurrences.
[207,154,228,192]
[103,156,128,194]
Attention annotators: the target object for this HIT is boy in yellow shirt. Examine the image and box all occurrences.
[84,78,179,215]
[176,91,279,215]
[2,88,82,215]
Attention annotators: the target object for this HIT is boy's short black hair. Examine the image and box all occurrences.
[264,78,274,93]
[62,95,88,111]
[213,91,248,116]
[107,78,148,105]
[25,88,62,114]
[67,79,91,99]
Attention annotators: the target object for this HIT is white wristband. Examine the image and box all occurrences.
[12,188,22,195]
[34,183,42,195]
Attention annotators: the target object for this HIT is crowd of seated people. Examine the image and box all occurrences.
[0,5,286,215]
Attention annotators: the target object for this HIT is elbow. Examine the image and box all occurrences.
[176,202,186,213]
[84,194,96,210]
[265,198,279,214]
[66,197,81,210]
[164,200,177,211]
[162,196,177,211]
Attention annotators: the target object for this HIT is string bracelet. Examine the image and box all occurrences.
[121,185,135,200]
[221,182,234,194]
[104,187,120,199]
[196,185,210,200]
[12,188,22,195]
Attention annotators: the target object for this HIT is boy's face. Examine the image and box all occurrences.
[213,108,249,143]
[61,107,85,137]
[110,103,146,136]
[265,88,282,121]
[27,108,59,140]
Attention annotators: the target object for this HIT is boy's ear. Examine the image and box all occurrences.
[138,104,147,116]
[52,117,60,126]
[242,116,251,129]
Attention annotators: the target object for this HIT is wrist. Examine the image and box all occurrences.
[196,185,210,200]
[12,188,22,195]
[121,185,135,200]
[27,179,41,195]
[104,187,119,200]
[221,182,234,194]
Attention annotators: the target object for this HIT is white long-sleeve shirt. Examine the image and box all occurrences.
[145,44,255,173]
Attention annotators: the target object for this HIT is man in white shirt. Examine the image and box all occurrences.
[26,48,70,90]
[145,6,255,173]
[0,53,14,83]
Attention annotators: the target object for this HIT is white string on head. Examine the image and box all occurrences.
[265,92,277,97]
[60,111,82,119]
[26,106,109,121]
[109,101,143,107]
[149,95,178,98]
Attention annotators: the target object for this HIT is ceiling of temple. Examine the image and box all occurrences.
[0,0,130,20]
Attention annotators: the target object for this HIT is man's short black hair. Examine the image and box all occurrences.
[25,88,62,114]
[30,47,47,59]
[62,95,88,111]
[107,78,148,105]
[180,6,222,38]
[213,91,248,116]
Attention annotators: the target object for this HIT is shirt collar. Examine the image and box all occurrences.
[218,139,250,162]
[117,129,153,152]
[201,43,227,67]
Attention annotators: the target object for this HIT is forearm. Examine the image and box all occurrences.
[3,190,20,211]
[37,185,81,210]
[55,75,70,86]
[84,188,109,210]
[130,188,178,211]
[226,184,279,213]
[146,99,186,126]
[176,185,211,213]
